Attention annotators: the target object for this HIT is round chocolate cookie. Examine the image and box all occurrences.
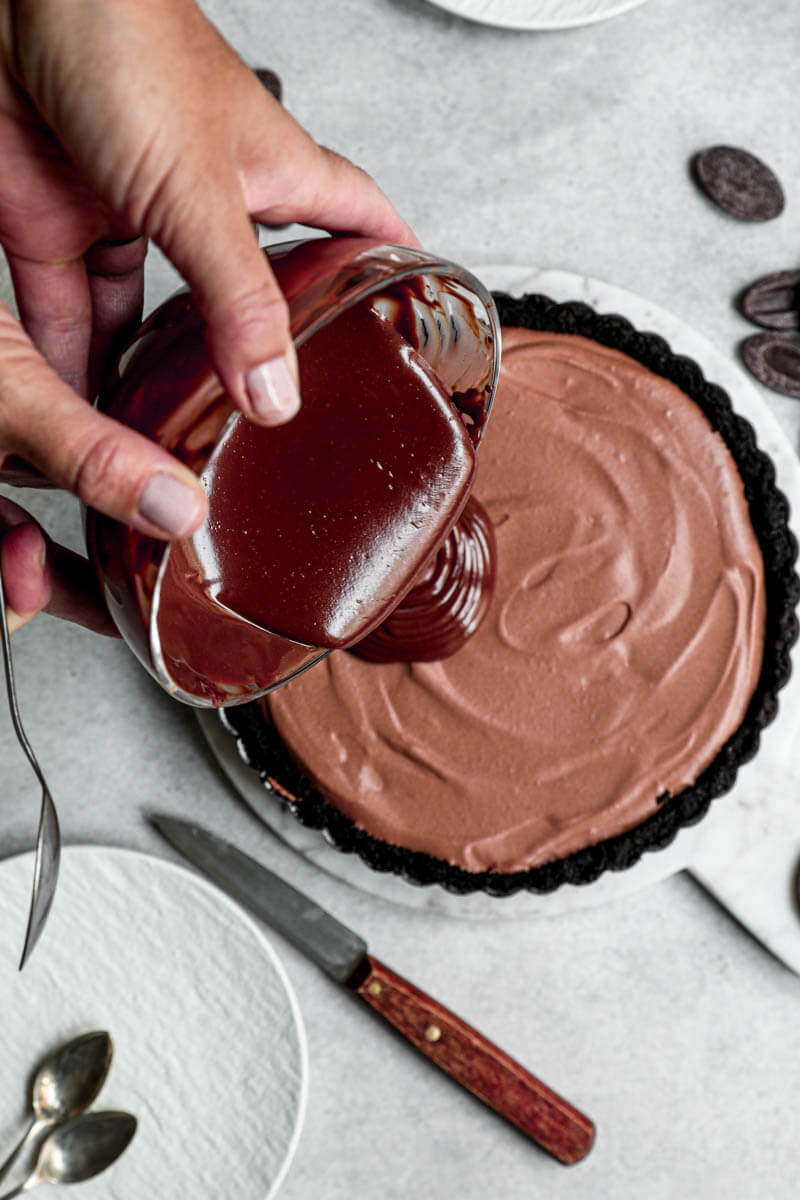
[741,332,800,400]
[739,270,800,332]
[223,295,799,896]
[692,145,785,222]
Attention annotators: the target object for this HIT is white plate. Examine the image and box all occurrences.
[0,846,307,1200]
[198,266,800,920]
[422,0,649,32]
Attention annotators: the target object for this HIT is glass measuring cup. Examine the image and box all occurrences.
[85,237,500,706]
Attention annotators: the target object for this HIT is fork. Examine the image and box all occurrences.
[0,567,60,970]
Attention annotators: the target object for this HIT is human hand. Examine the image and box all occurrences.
[0,494,116,635]
[0,0,418,633]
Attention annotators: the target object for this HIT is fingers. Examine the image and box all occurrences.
[7,238,148,407]
[133,44,417,428]
[2,0,421,438]
[0,512,49,634]
[9,237,147,404]
[0,494,117,636]
[235,64,419,245]
[6,252,92,397]
[154,180,301,427]
[84,235,148,399]
[247,136,421,250]
[0,301,207,539]
[155,122,418,427]
[43,537,118,635]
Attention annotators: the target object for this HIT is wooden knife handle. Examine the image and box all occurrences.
[350,955,594,1164]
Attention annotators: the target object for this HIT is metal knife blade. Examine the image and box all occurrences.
[151,814,366,983]
[151,813,595,1164]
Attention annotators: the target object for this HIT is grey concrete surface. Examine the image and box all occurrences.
[2,2,800,1196]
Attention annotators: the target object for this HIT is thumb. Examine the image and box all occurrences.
[0,304,208,539]
[0,497,116,636]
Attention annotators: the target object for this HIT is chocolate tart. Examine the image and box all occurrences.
[222,294,800,896]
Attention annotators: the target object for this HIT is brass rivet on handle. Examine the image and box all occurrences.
[367,980,383,997]
[424,1024,442,1043]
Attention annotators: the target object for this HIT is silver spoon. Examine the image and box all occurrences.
[0,1032,113,1185]
[0,568,61,970]
[0,1112,137,1199]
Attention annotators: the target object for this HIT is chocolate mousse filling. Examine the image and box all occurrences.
[224,295,800,894]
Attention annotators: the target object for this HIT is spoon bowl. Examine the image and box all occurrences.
[0,1112,136,1199]
[0,1032,113,1185]
[31,1031,113,1123]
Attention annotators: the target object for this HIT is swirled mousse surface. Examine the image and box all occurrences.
[265,329,766,873]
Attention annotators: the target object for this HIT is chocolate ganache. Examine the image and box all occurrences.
[154,299,490,701]
[263,327,767,874]
[353,494,497,662]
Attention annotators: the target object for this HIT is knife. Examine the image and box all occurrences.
[151,814,595,1164]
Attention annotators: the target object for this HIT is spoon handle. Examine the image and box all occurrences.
[0,569,61,970]
[0,1180,29,1199]
[0,1119,38,1187]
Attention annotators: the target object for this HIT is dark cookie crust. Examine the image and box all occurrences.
[222,295,800,896]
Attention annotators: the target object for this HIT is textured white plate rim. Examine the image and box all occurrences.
[197,264,800,922]
[0,843,309,1200]
[423,0,649,32]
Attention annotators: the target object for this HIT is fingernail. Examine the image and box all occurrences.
[138,473,204,537]
[246,355,301,425]
[5,605,26,636]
